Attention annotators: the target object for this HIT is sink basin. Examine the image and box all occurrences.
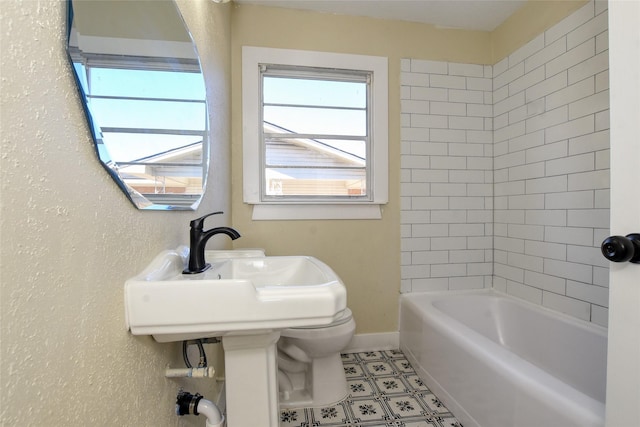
[124,247,347,342]
[206,248,266,260]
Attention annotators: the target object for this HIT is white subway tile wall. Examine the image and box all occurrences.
[400,0,610,326]
[400,56,494,295]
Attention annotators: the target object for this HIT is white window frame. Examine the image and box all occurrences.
[242,46,388,220]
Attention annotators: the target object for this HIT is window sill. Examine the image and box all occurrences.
[250,204,383,220]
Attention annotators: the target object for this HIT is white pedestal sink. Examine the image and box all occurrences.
[124,247,347,427]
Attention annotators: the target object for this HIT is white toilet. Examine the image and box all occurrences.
[277,308,356,408]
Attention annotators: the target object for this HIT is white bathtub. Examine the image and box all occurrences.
[399,290,607,427]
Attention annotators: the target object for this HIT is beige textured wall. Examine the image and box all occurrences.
[230,4,492,335]
[0,1,231,426]
[491,0,589,62]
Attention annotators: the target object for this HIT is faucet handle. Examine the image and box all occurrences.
[190,211,223,230]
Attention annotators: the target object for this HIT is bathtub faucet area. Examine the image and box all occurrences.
[183,211,241,274]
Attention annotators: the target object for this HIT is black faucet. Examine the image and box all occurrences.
[183,212,241,274]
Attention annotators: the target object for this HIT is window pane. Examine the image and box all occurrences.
[264,106,366,136]
[91,98,206,130]
[265,167,366,197]
[90,68,205,100]
[263,76,365,108]
[265,137,365,167]
[120,163,203,195]
[102,133,202,162]
[315,139,366,159]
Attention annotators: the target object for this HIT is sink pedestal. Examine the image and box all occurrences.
[222,332,281,427]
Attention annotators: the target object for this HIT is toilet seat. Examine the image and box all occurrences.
[287,308,353,330]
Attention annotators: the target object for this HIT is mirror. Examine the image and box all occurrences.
[66,0,209,210]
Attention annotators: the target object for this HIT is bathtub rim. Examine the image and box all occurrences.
[400,288,607,338]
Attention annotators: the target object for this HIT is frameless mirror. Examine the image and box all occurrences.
[66,0,209,210]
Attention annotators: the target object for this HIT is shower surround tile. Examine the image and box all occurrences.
[400,55,494,295]
[279,350,463,427]
[400,1,611,327]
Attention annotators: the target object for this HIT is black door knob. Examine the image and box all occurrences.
[601,234,640,264]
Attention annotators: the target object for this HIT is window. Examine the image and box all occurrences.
[243,47,388,220]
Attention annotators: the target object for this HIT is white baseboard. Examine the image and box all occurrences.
[344,332,399,353]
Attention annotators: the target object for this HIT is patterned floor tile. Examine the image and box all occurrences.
[341,353,359,362]
[363,360,396,376]
[371,375,410,396]
[280,408,309,427]
[358,351,387,361]
[389,358,415,374]
[383,395,430,419]
[278,349,463,427]
[346,397,392,423]
[348,378,378,398]
[309,402,351,426]
[343,361,367,379]
[400,373,430,392]
[419,393,451,414]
